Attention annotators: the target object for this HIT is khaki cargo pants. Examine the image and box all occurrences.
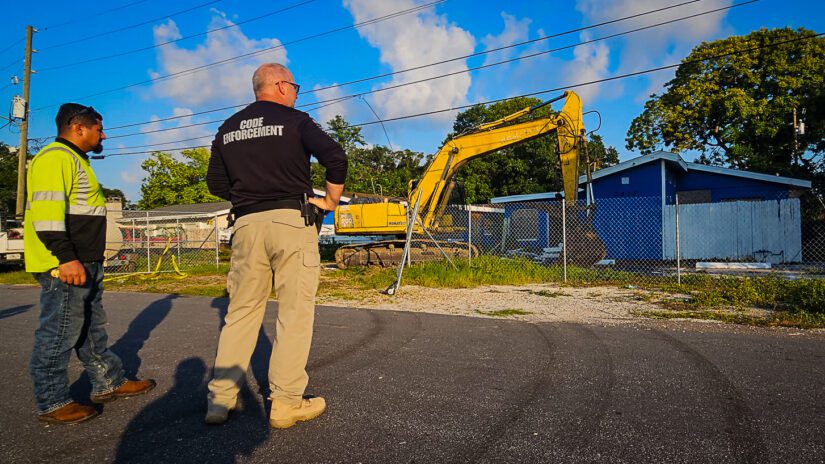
[207,209,320,408]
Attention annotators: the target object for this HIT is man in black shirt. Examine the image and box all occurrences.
[205,63,347,428]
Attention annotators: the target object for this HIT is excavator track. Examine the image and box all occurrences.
[335,239,479,269]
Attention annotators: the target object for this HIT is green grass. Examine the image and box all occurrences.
[476,308,532,317]
[0,269,35,285]
[637,308,825,330]
[526,289,568,298]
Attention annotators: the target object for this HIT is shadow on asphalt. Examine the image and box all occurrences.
[112,297,276,463]
[113,358,269,464]
[0,304,33,320]
[70,294,178,403]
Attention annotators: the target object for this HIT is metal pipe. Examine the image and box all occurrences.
[676,193,681,285]
[468,206,472,267]
[562,201,567,283]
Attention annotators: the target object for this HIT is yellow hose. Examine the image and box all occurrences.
[104,237,189,283]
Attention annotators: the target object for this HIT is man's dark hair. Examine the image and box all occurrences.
[55,103,103,133]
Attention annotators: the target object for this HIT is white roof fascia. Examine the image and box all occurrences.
[491,191,565,204]
[685,163,812,188]
[455,205,505,213]
[578,151,687,184]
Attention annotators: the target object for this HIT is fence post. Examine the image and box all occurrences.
[130,218,136,273]
[145,212,151,273]
[676,193,681,285]
[561,201,568,283]
[468,206,472,267]
[215,213,220,270]
[176,217,181,270]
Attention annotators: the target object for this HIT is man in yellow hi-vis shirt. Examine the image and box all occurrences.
[24,104,156,424]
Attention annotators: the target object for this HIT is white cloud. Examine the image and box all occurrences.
[309,83,352,129]
[120,169,142,185]
[481,13,532,67]
[140,107,216,155]
[564,32,611,102]
[342,0,475,122]
[574,0,734,99]
[149,11,288,106]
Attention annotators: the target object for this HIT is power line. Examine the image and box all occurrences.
[34,0,445,110]
[101,0,708,132]
[38,0,318,72]
[37,0,225,52]
[97,1,754,141]
[93,30,825,159]
[40,0,152,31]
[1,57,22,72]
[0,38,24,56]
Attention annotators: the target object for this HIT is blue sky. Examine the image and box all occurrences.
[2,0,823,202]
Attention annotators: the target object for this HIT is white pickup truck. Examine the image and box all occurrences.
[0,224,24,265]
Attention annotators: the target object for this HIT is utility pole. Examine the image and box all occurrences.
[15,25,35,219]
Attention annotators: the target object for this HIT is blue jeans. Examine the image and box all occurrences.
[30,262,125,413]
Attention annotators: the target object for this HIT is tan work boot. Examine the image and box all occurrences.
[203,400,238,425]
[269,397,326,429]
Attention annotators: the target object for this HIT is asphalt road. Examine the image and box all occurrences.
[0,285,823,463]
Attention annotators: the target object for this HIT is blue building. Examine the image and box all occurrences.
[491,151,812,263]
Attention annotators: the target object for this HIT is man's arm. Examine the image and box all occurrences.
[206,135,231,200]
[308,181,344,211]
[300,117,348,210]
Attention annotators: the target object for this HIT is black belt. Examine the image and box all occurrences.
[232,199,302,219]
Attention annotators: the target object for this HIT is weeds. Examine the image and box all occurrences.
[3,254,823,328]
[476,309,532,317]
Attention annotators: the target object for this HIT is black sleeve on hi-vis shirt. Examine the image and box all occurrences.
[207,101,348,210]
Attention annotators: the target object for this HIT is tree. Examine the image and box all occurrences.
[447,97,619,204]
[327,115,366,154]
[0,143,20,221]
[312,115,428,198]
[100,186,127,208]
[137,148,222,209]
[626,28,825,181]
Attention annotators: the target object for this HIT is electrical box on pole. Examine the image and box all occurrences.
[12,96,27,120]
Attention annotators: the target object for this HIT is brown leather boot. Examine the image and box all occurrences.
[38,402,99,424]
[91,379,157,403]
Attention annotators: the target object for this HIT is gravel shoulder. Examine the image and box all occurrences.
[321,282,677,325]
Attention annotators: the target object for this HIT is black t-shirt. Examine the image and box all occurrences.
[206,101,347,209]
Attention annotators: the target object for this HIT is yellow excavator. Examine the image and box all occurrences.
[333,90,605,268]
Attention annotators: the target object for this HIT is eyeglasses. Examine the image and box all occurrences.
[278,81,301,94]
[67,106,98,125]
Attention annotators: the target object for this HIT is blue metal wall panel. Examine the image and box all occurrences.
[592,197,662,260]
[591,161,663,199]
[671,170,790,202]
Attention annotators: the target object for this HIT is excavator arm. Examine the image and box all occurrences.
[335,90,586,238]
[412,91,585,230]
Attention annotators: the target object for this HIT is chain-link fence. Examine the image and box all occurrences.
[369,194,825,285]
[104,211,228,275]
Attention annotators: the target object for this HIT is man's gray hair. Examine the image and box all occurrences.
[253,63,290,94]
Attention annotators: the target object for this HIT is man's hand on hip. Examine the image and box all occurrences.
[308,181,345,211]
[58,260,87,286]
[307,196,337,211]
